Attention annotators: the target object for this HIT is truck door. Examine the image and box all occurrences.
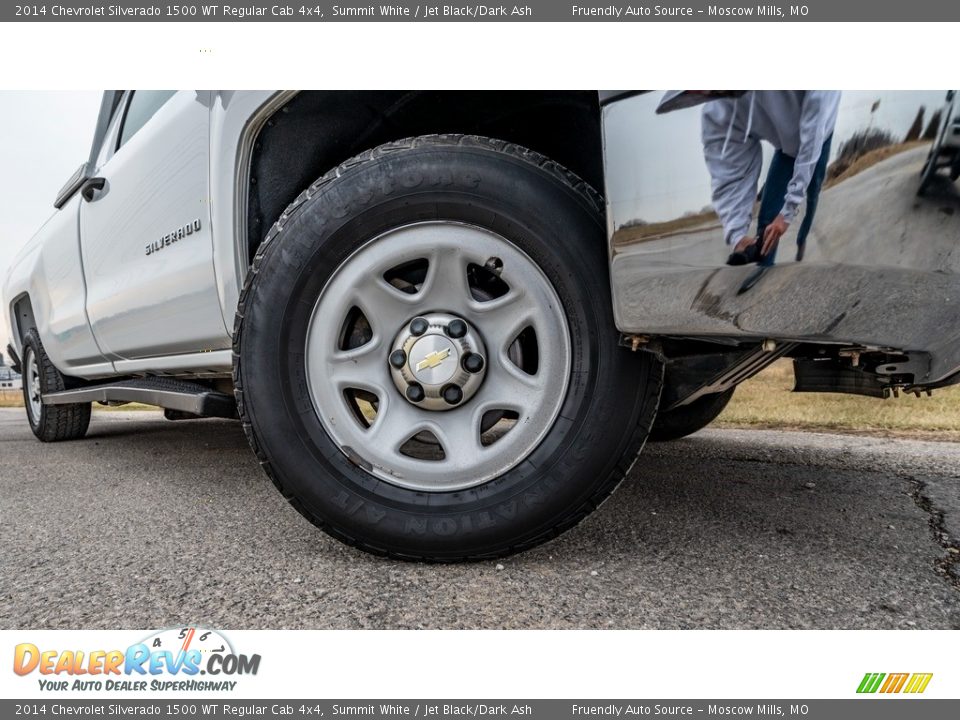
[79,90,231,362]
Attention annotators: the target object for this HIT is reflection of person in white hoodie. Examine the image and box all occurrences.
[700,91,841,265]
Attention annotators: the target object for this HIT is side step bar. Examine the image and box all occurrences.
[43,377,237,419]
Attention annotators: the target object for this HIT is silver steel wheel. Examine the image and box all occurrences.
[305,221,571,492]
[24,347,42,426]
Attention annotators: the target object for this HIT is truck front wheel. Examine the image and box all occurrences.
[234,134,662,560]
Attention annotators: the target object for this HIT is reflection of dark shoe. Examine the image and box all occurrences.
[737,265,769,294]
[727,240,760,266]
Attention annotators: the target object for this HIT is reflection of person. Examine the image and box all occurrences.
[699,91,841,265]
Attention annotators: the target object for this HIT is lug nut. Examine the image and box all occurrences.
[409,317,429,336]
[442,384,463,405]
[406,384,425,402]
[462,353,484,373]
[446,319,467,339]
[389,349,407,368]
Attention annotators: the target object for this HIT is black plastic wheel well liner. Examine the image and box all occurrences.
[246,90,603,260]
[12,293,36,342]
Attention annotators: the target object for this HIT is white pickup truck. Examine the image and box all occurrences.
[5,90,960,560]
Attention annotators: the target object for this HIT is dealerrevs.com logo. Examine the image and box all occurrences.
[13,627,261,693]
[856,672,933,694]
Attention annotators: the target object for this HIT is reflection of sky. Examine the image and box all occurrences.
[605,90,951,226]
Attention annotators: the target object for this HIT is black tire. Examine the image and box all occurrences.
[21,329,91,442]
[234,134,663,561]
[649,388,735,442]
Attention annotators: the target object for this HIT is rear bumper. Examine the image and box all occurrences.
[611,259,960,385]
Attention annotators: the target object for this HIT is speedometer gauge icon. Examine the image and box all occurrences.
[139,626,234,660]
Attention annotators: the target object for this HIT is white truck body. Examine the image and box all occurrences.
[4,90,285,378]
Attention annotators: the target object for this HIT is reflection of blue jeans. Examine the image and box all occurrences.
[757,134,832,266]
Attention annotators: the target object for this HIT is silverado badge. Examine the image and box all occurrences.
[146,219,201,256]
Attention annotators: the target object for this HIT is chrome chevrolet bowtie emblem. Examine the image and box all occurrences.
[416,348,451,372]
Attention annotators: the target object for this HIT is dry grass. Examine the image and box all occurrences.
[718,359,960,441]
[824,140,928,189]
[0,390,23,408]
[615,210,720,245]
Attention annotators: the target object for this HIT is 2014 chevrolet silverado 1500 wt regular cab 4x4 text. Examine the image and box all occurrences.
[5,90,960,560]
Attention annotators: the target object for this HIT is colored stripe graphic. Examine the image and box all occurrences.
[880,673,909,693]
[904,673,933,694]
[857,673,885,693]
[857,672,932,694]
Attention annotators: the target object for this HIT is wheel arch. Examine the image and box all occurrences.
[12,293,37,342]
[4,232,53,364]
[6,287,73,380]
[242,91,604,263]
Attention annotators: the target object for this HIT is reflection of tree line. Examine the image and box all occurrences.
[617,208,720,245]
[825,105,940,186]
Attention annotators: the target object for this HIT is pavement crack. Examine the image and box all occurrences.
[907,475,960,592]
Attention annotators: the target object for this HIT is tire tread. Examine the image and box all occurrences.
[22,329,91,443]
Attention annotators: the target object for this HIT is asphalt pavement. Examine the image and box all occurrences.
[1,407,958,629]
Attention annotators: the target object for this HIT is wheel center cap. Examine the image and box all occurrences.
[389,312,488,411]
[409,335,459,385]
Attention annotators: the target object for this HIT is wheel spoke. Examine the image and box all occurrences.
[475,351,544,413]
[470,288,540,353]
[352,275,420,337]
[420,246,472,312]
[366,398,425,453]
[430,411,483,468]
[325,340,391,397]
